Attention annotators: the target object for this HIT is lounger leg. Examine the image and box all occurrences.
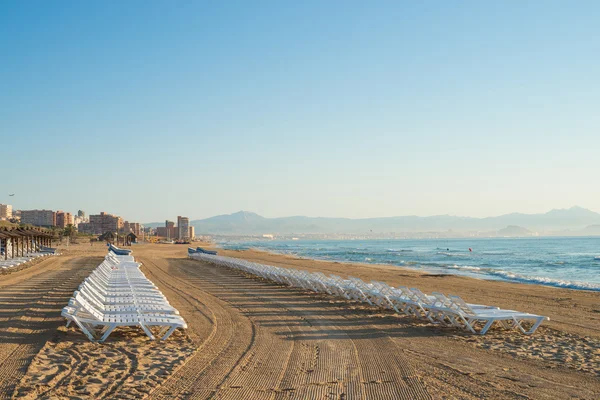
[66,321,71,328]
[415,304,428,319]
[157,326,169,337]
[359,290,373,305]
[72,318,96,341]
[479,319,495,335]
[425,310,439,324]
[161,325,177,340]
[388,300,401,314]
[100,324,117,342]
[463,317,477,334]
[518,317,544,335]
[139,323,156,340]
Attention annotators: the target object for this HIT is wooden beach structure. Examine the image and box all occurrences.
[0,227,54,260]
[125,232,137,246]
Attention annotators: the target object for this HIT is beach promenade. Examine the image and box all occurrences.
[0,243,598,399]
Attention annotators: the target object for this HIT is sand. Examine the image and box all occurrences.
[0,242,598,399]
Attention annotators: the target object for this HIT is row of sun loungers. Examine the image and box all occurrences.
[62,250,187,342]
[189,252,549,335]
[0,248,58,270]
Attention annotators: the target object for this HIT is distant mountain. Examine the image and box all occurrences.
[171,206,600,235]
[497,225,533,237]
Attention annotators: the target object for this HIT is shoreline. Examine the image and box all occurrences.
[2,242,599,399]
[212,244,600,338]
[214,243,600,292]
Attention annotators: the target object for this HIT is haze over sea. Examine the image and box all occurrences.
[222,237,600,291]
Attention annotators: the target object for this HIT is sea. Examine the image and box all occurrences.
[219,237,600,291]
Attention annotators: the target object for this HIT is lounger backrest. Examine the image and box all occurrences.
[447,295,476,315]
[79,285,106,303]
[348,277,367,288]
[373,281,395,294]
[80,282,103,301]
[431,292,453,308]
[74,292,104,320]
[77,289,105,310]
[409,288,432,304]
[396,286,416,300]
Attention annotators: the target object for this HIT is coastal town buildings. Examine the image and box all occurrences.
[55,211,74,228]
[73,215,85,227]
[189,226,195,240]
[122,221,144,242]
[123,221,143,236]
[73,210,88,230]
[88,212,124,234]
[156,220,177,239]
[0,204,12,220]
[21,210,56,227]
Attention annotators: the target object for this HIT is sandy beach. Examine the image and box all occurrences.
[0,242,599,399]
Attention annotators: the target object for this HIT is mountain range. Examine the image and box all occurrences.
[145,206,600,236]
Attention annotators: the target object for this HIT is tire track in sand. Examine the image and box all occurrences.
[0,256,98,399]
[139,256,257,399]
[144,255,431,399]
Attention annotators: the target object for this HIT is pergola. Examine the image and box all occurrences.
[0,231,9,260]
[0,227,54,260]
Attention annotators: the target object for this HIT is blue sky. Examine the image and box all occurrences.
[1,1,599,222]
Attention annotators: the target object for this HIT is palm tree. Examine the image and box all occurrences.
[63,224,76,239]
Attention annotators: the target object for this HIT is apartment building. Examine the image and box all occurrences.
[55,211,74,228]
[21,209,56,227]
[178,216,190,240]
[156,220,177,239]
[89,212,124,235]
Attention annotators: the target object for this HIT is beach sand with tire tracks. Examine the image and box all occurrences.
[1,242,599,399]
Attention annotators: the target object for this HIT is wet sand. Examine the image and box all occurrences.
[1,242,599,399]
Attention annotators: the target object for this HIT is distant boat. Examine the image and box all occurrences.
[594,256,600,261]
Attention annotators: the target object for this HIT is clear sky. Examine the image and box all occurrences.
[1,1,599,222]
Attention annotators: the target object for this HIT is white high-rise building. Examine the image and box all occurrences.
[177,216,190,240]
[0,204,12,219]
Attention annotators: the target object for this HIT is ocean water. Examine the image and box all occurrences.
[219,237,600,291]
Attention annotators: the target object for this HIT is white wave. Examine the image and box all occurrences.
[439,264,600,291]
[437,252,470,257]
[487,270,600,291]
[447,265,481,271]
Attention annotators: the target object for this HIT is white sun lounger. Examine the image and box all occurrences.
[63,293,186,342]
[447,295,549,335]
[188,252,548,336]
[64,251,186,342]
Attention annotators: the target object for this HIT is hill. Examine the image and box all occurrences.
[165,206,600,235]
[497,225,533,237]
